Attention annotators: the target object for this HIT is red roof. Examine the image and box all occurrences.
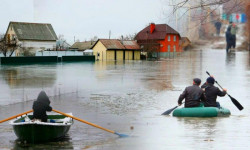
[135,24,180,40]
[91,39,141,50]
[99,39,125,49]
[122,41,140,49]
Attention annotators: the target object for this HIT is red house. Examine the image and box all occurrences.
[135,23,181,57]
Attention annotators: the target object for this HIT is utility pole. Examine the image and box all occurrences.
[109,30,111,39]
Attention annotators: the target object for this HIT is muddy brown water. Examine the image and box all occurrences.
[0,49,250,149]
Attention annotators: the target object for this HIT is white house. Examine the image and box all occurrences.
[5,21,58,56]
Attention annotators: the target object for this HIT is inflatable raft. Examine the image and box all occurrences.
[173,106,231,117]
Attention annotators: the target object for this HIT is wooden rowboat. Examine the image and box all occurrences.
[9,114,73,143]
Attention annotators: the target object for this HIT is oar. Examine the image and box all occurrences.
[0,110,33,123]
[161,106,179,115]
[52,109,128,137]
[161,102,184,115]
[206,71,243,110]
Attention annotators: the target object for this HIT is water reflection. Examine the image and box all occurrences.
[0,65,56,89]
[177,117,219,146]
[225,52,236,65]
[13,137,74,150]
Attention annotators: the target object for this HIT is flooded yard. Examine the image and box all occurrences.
[0,49,250,149]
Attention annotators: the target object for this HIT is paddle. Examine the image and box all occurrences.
[206,71,243,110]
[52,109,128,137]
[161,106,178,115]
[0,110,33,123]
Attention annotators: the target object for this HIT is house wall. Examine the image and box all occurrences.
[116,50,124,60]
[125,51,133,60]
[92,41,107,60]
[21,41,56,50]
[6,24,17,42]
[159,34,180,52]
[134,51,141,60]
[107,50,115,60]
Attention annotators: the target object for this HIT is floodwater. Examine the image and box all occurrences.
[0,49,250,149]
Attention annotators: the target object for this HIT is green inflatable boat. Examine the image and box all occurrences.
[173,106,231,117]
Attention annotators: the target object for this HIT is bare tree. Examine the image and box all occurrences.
[165,0,247,40]
[56,34,71,51]
[119,33,137,40]
[0,33,20,57]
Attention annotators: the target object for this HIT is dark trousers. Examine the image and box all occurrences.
[216,102,221,108]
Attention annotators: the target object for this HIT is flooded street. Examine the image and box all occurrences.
[1,49,250,149]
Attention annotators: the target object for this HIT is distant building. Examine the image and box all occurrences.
[91,39,141,60]
[135,23,181,58]
[70,41,96,51]
[180,37,191,50]
[5,21,58,55]
[56,40,71,51]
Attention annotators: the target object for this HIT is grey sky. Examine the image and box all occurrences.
[0,0,173,44]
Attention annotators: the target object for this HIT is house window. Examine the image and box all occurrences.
[168,35,171,41]
[174,36,176,42]
[173,45,176,52]
[12,34,16,40]
[168,45,171,51]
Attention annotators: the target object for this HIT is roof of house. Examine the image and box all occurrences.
[91,39,141,50]
[181,37,191,43]
[71,41,96,50]
[122,40,140,49]
[135,24,180,40]
[7,21,58,41]
[98,39,125,49]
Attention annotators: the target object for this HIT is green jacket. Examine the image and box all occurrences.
[230,25,238,35]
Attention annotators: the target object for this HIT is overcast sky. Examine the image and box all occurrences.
[0,0,173,44]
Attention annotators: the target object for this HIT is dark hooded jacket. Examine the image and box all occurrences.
[226,27,233,48]
[178,85,205,107]
[32,91,52,122]
[201,83,226,107]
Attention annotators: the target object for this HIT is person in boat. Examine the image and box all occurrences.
[201,77,227,108]
[178,78,205,107]
[32,91,52,122]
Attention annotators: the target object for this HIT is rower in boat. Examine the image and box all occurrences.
[201,76,227,108]
[31,91,52,122]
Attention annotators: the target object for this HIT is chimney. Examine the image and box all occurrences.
[150,23,155,34]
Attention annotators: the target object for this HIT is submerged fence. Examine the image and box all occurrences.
[0,56,95,64]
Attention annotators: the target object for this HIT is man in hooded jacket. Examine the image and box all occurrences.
[201,77,227,108]
[32,91,52,122]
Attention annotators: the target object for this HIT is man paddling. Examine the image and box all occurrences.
[201,77,227,108]
[32,91,52,122]
[178,78,205,107]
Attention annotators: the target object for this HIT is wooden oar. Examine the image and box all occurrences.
[52,109,128,137]
[206,71,244,110]
[0,110,33,123]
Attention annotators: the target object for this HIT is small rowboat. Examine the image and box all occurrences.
[173,106,231,117]
[9,114,73,143]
